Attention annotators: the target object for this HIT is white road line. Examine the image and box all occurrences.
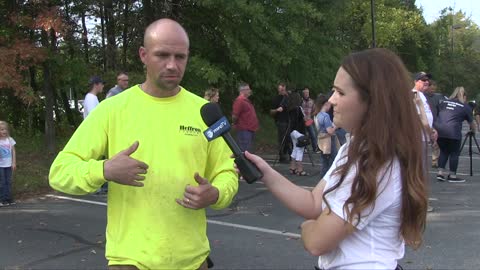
[45,194,301,238]
[206,220,300,238]
[239,179,313,190]
[46,194,107,206]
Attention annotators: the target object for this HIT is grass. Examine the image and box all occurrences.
[11,113,279,199]
[12,131,71,199]
[254,113,278,154]
[12,133,53,199]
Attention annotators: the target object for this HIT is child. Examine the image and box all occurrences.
[0,121,16,206]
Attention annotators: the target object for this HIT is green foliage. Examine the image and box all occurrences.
[1,0,480,152]
[428,10,480,98]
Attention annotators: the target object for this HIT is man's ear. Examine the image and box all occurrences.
[139,47,147,64]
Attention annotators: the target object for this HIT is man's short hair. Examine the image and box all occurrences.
[88,76,105,85]
[238,82,249,92]
[117,71,128,77]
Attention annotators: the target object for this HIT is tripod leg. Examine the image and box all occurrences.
[304,147,315,167]
[460,133,469,153]
[472,133,480,153]
[273,122,292,167]
[469,134,473,176]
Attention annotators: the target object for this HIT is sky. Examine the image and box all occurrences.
[416,0,480,25]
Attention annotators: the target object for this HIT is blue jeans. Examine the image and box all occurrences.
[319,154,332,177]
[0,167,13,202]
[437,137,461,174]
[236,130,255,152]
[335,128,347,145]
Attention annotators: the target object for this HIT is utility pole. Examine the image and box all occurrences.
[451,8,455,90]
[371,0,376,48]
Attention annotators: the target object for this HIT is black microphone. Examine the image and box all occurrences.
[200,103,263,184]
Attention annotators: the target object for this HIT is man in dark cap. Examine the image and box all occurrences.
[83,76,105,119]
[412,71,435,212]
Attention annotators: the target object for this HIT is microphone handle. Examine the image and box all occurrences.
[222,133,263,184]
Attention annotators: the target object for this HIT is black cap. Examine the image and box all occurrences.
[88,76,105,85]
[414,72,432,81]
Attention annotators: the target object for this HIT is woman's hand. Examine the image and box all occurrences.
[234,151,276,184]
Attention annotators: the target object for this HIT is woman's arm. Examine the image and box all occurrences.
[243,151,325,219]
[326,125,336,135]
[301,211,354,256]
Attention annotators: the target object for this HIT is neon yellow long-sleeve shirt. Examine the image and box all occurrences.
[49,86,238,269]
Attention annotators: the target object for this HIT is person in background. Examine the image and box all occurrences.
[83,76,105,119]
[288,92,309,176]
[270,83,291,163]
[412,72,435,212]
[49,18,238,270]
[237,48,428,270]
[434,86,476,183]
[0,121,16,207]
[313,94,336,177]
[232,82,259,153]
[424,80,446,168]
[301,87,319,152]
[106,72,129,98]
[204,88,220,103]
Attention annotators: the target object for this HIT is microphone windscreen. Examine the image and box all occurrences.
[200,103,224,126]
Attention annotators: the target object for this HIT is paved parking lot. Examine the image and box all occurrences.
[1,131,480,269]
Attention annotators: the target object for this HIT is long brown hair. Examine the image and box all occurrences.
[313,94,329,116]
[323,48,428,248]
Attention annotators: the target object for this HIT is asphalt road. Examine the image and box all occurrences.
[1,131,480,270]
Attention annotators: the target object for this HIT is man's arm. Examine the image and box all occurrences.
[232,99,241,125]
[203,137,238,210]
[49,106,109,195]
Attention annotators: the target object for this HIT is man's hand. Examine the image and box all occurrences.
[176,173,219,209]
[103,141,149,187]
[276,106,284,112]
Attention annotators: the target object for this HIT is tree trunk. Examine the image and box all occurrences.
[143,0,154,26]
[100,4,106,72]
[105,0,116,71]
[171,0,182,19]
[52,87,62,124]
[81,10,89,64]
[122,0,130,69]
[28,66,38,135]
[73,88,79,112]
[41,29,56,155]
[63,0,76,58]
[60,89,76,127]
